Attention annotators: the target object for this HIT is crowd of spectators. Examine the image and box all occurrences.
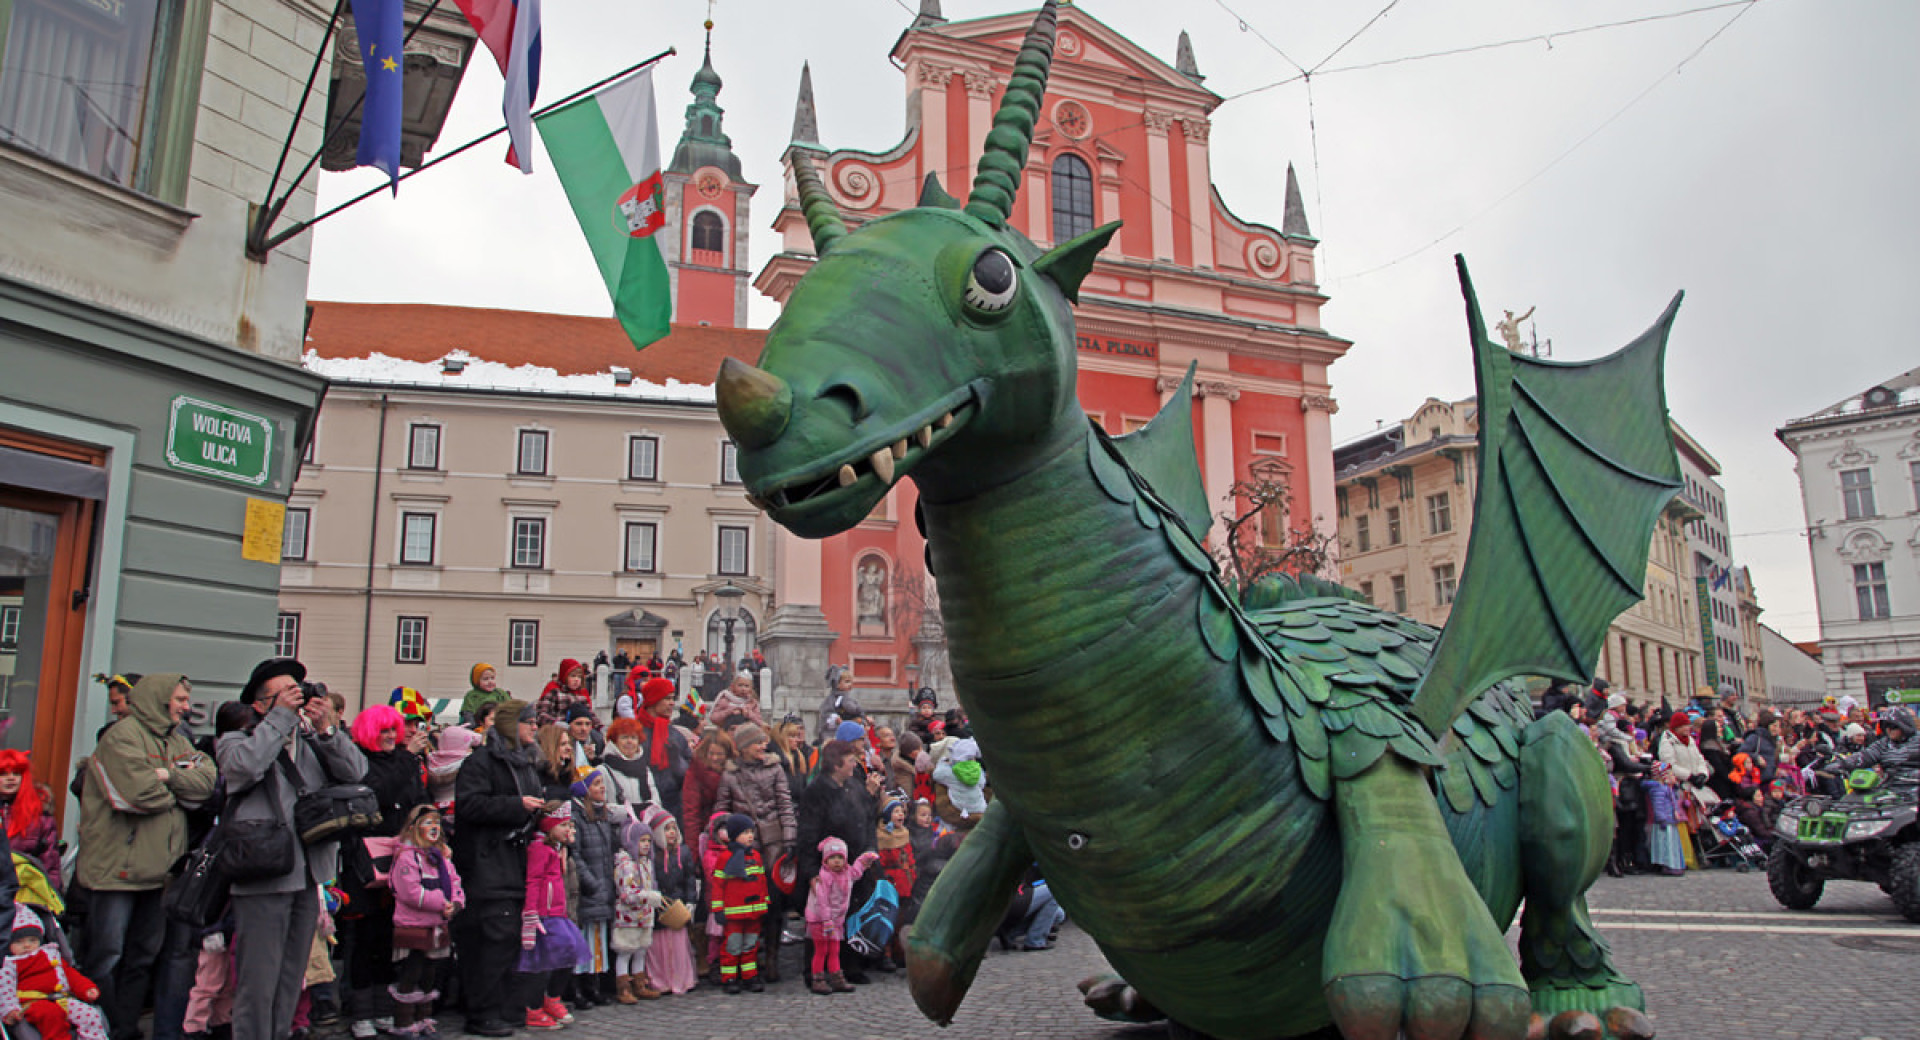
[5,655,1050,1040]
[1537,678,1918,876]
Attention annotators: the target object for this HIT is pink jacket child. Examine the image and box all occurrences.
[804,837,877,993]
[391,843,466,929]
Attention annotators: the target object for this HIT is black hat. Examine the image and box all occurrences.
[913,688,938,707]
[241,657,307,704]
[1591,677,1611,692]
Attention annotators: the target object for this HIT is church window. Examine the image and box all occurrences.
[1051,154,1094,241]
[691,211,725,254]
[701,115,714,136]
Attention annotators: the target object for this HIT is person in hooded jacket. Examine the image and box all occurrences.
[342,704,429,1038]
[75,673,215,1040]
[450,700,545,1037]
[712,724,796,982]
[536,661,590,728]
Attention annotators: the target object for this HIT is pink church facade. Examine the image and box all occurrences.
[752,4,1351,716]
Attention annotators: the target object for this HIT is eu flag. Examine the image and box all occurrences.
[350,0,404,191]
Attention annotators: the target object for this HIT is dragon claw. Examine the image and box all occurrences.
[1076,974,1166,1024]
[1523,1007,1653,1040]
[1327,976,1529,1040]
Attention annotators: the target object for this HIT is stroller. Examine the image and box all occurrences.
[1697,809,1765,871]
[0,852,71,1040]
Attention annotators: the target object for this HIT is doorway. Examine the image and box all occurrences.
[0,489,94,824]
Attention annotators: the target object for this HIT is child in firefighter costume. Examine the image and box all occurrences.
[708,813,770,993]
[0,907,107,1040]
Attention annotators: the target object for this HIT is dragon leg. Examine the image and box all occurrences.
[905,801,1034,1025]
[1322,753,1532,1040]
[1515,711,1655,1040]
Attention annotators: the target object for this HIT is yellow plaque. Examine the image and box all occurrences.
[242,498,286,564]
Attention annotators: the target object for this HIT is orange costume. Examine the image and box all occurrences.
[0,910,107,1040]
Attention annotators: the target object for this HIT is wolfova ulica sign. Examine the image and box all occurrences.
[165,395,274,486]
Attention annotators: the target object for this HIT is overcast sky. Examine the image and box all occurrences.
[305,0,1919,642]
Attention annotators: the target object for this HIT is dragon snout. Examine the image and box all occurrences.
[716,357,793,450]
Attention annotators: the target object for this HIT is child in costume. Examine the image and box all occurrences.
[874,795,917,969]
[519,804,590,1031]
[708,812,770,994]
[0,907,106,1040]
[1640,763,1685,876]
[805,836,878,995]
[182,908,236,1039]
[610,813,665,1002]
[932,737,988,828]
[389,806,465,1038]
[645,813,700,994]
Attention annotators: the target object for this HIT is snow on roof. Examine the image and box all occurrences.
[303,350,717,403]
[1787,365,1920,425]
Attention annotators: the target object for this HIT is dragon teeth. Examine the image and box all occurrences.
[892,439,909,459]
[916,426,933,448]
[838,464,858,487]
[936,412,954,429]
[870,449,895,485]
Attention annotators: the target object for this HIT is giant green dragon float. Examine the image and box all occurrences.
[716,4,1680,1037]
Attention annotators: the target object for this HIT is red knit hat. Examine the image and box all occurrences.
[640,676,676,708]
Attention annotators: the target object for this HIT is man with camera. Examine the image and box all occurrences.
[76,673,214,1040]
[451,699,545,1036]
[218,658,367,1040]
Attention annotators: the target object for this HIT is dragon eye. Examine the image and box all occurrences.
[964,249,1018,313]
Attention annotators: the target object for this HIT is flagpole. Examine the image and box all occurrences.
[255,49,675,256]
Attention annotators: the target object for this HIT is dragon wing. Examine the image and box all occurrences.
[1410,257,1685,738]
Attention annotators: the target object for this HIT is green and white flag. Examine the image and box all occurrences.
[536,67,672,350]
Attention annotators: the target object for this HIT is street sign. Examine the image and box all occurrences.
[164,395,275,486]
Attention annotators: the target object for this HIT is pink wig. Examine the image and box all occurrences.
[350,704,405,752]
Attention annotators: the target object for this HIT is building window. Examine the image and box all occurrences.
[400,512,437,565]
[1854,562,1891,620]
[1426,492,1452,535]
[1840,468,1876,519]
[1432,563,1458,606]
[628,436,659,481]
[511,518,546,569]
[623,521,657,573]
[274,612,300,658]
[1385,506,1402,546]
[1354,515,1370,553]
[691,211,725,253]
[1911,460,1920,510]
[0,0,188,191]
[395,616,428,663]
[1050,154,1094,241]
[1390,575,1408,614]
[1,605,22,652]
[717,525,749,576]
[1251,432,1287,456]
[1358,581,1374,605]
[1259,502,1283,546]
[508,619,539,667]
[407,424,441,470]
[282,507,310,561]
[516,429,549,475]
[720,441,741,484]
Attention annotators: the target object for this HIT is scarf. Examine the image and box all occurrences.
[722,837,751,880]
[645,714,673,770]
[420,847,450,896]
[601,749,654,798]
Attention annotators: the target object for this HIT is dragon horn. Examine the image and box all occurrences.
[962,0,1059,227]
[791,151,847,257]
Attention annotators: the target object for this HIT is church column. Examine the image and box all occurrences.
[963,70,995,188]
[761,527,838,722]
[1199,380,1239,548]
[1143,109,1175,261]
[1026,151,1048,242]
[1183,117,1213,268]
[916,61,950,187]
[1301,386,1340,577]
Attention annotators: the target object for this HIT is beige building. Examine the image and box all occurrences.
[1333,399,1709,704]
[280,304,770,710]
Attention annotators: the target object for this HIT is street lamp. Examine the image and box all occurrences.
[714,581,745,670]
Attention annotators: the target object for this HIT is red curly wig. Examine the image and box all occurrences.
[0,750,44,840]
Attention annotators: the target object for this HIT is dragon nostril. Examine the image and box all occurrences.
[819,383,868,423]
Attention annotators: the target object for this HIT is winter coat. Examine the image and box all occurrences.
[1837,735,1920,773]
[712,756,797,854]
[709,847,769,923]
[654,843,700,911]
[0,947,98,1014]
[908,823,957,903]
[680,761,724,847]
[613,849,662,932]
[875,829,915,900]
[450,732,542,904]
[639,724,692,820]
[706,689,764,729]
[214,706,367,897]
[10,796,61,891]
[361,747,428,839]
[391,843,466,928]
[1641,779,1678,826]
[805,851,878,936]
[599,746,659,812]
[796,774,877,883]
[571,799,618,924]
[1738,728,1781,782]
[1657,736,1721,809]
[76,675,217,891]
[1590,714,1648,777]
[525,838,569,918]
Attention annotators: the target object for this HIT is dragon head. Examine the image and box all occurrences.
[717,0,1118,538]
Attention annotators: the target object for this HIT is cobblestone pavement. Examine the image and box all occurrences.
[461,869,1919,1040]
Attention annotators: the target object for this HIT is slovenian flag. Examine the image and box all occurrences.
[535,67,673,351]
[453,0,542,172]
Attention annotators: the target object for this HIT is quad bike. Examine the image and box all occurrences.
[1768,761,1920,921]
